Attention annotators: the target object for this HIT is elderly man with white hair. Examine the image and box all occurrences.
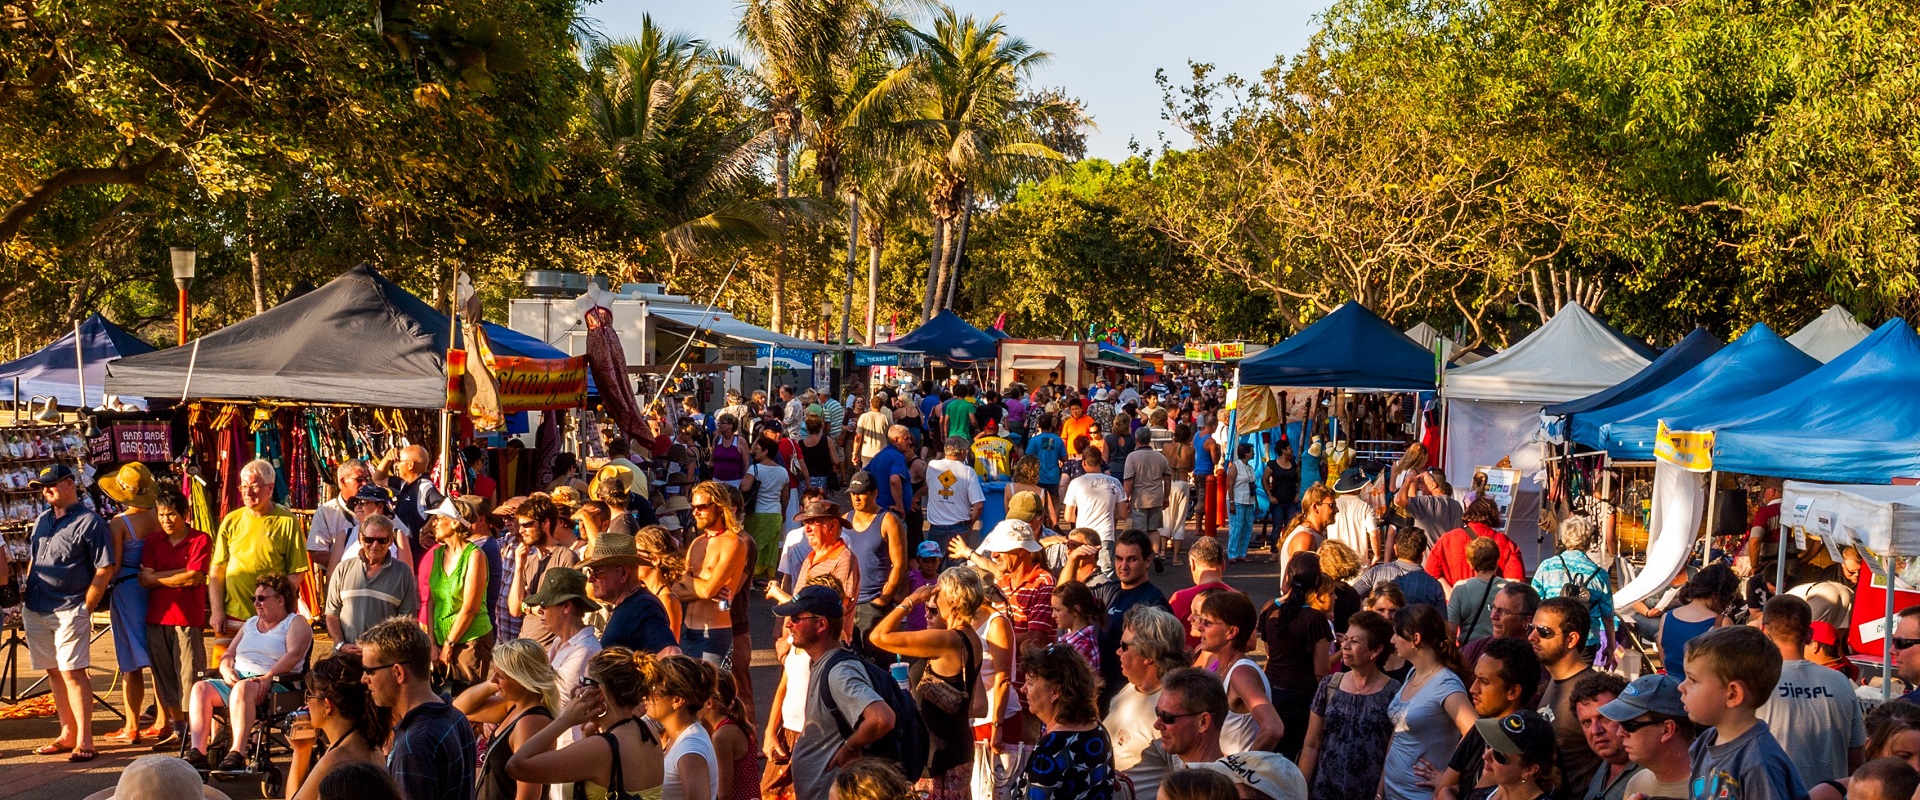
[1529,516,1616,654]
[209,459,310,644]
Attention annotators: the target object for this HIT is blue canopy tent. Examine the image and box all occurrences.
[0,313,156,409]
[1589,324,1819,458]
[889,310,999,362]
[1544,327,1722,419]
[983,325,1009,341]
[1665,320,1920,483]
[1237,301,1437,391]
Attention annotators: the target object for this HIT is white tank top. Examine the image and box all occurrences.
[971,611,1022,725]
[781,647,810,733]
[1216,657,1271,755]
[233,614,296,677]
[661,722,719,800]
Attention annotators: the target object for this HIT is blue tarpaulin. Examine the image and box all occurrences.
[1589,323,1819,458]
[1667,319,1920,483]
[0,313,155,409]
[1238,301,1436,390]
[1545,327,1722,418]
[889,310,999,362]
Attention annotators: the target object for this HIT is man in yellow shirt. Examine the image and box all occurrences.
[209,459,309,644]
[971,422,1015,482]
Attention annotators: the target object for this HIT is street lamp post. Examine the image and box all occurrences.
[170,246,197,345]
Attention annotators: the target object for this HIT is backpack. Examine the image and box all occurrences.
[741,464,763,512]
[811,647,932,779]
[1554,554,1593,602]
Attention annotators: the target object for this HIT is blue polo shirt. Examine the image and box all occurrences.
[26,503,112,613]
[1026,433,1067,486]
[866,445,913,512]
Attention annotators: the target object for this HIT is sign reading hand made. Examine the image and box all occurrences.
[1654,421,1715,472]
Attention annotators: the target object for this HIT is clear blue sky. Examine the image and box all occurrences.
[585,1,1332,160]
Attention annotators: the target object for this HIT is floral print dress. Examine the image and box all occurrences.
[1307,672,1401,800]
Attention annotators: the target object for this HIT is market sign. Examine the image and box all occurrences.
[489,353,589,412]
[716,346,757,366]
[88,421,172,463]
[1182,342,1247,362]
[853,350,924,368]
[1653,421,1715,472]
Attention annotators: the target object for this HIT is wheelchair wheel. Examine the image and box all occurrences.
[259,763,284,799]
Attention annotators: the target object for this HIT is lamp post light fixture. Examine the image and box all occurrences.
[819,299,835,344]
[170,246,197,345]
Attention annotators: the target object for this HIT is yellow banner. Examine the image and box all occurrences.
[1654,421,1715,472]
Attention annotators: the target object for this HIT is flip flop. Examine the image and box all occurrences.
[101,730,140,745]
[69,746,97,762]
[32,742,73,756]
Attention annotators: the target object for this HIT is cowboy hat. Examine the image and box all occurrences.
[99,462,157,508]
[578,527,645,569]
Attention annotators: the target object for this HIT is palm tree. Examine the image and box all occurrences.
[882,9,1084,321]
[738,0,913,330]
[581,18,809,272]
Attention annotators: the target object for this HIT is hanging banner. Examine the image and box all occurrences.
[1654,421,1715,472]
[450,335,588,416]
[87,421,172,463]
[854,350,901,367]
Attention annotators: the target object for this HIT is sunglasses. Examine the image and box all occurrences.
[1894,636,1920,652]
[1154,709,1203,725]
[1115,641,1134,652]
[253,594,280,602]
[1617,717,1666,734]
[1487,749,1512,766]
[1529,624,1563,638]
[360,536,390,545]
[361,662,401,675]
[690,503,717,512]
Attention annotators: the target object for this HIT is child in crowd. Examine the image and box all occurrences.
[1679,625,1807,800]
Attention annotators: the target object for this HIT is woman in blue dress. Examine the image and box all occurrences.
[101,463,164,745]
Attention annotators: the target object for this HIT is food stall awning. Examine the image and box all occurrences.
[646,305,831,352]
[1010,356,1064,371]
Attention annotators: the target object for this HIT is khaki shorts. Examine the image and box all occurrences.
[24,605,91,671]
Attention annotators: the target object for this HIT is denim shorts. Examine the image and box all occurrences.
[680,627,733,668]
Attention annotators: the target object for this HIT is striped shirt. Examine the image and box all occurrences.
[388,701,476,800]
[323,556,419,644]
[822,399,847,437]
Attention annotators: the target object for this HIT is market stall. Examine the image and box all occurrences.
[1585,323,1818,458]
[892,310,999,364]
[1443,303,1655,561]
[1545,326,1722,424]
[1781,481,1920,696]
[1786,305,1873,364]
[0,313,155,410]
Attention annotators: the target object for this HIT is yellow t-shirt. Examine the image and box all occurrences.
[213,505,310,620]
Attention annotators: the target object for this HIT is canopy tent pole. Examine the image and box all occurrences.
[439,262,455,491]
[1702,470,1718,566]
[73,319,84,410]
[1874,550,1899,696]
[1776,521,1789,596]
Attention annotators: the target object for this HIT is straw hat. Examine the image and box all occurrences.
[100,463,157,508]
[590,464,634,499]
[579,527,644,568]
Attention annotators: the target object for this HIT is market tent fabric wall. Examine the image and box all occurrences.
[888,310,999,362]
[106,264,574,408]
[1544,326,1722,420]
[1586,323,1819,458]
[1675,320,1920,483]
[1443,303,1653,562]
[1238,301,1437,390]
[0,312,155,409]
[1786,305,1873,363]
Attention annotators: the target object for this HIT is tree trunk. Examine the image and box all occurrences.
[923,216,945,323]
[943,195,973,310]
[246,201,266,314]
[770,133,791,331]
[866,226,881,345]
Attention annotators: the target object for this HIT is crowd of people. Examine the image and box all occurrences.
[9,375,1920,800]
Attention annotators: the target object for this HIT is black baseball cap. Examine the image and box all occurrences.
[847,470,878,494]
[1476,710,1557,767]
[773,585,844,619]
[30,463,75,488]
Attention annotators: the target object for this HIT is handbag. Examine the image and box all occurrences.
[970,741,1033,800]
[0,576,19,608]
[914,630,980,716]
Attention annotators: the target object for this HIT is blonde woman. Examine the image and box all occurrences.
[1280,484,1337,575]
[634,526,687,636]
[455,639,560,800]
[868,568,988,800]
[677,482,749,667]
[508,648,667,796]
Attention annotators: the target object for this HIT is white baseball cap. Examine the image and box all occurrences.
[1191,752,1309,800]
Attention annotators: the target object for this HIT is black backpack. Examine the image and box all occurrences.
[811,647,932,779]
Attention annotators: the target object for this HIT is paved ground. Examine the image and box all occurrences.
[0,530,1281,800]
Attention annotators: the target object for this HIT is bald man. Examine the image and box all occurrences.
[376,444,444,543]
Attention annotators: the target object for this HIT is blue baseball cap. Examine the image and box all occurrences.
[1599,673,1687,721]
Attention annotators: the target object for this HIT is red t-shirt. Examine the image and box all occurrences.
[1424,523,1525,585]
[1750,500,1782,544]
[1171,580,1232,647]
[143,528,213,627]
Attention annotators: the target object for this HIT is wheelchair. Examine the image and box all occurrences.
[181,646,314,798]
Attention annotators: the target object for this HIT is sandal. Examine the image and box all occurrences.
[32,742,74,756]
[102,730,141,745]
[138,724,172,739]
[69,746,97,762]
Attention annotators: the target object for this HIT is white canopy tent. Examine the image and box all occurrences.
[1786,305,1873,363]
[1443,303,1653,562]
[1781,481,1920,694]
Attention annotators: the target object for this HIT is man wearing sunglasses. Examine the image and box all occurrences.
[1530,596,1601,797]
[1889,606,1920,706]
[1597,674,1696,800]
[1151,667,1228,765]
[322,515,417,648]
